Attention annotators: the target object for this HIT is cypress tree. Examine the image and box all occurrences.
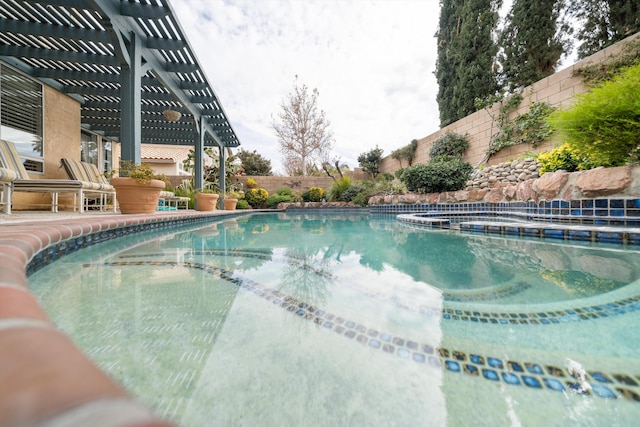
[499,0,569,92]
[568,0,640,59]
[436,0,501,127]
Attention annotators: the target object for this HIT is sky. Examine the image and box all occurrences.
[171,0,442,174]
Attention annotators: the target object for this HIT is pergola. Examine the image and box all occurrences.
[0,0,240,191]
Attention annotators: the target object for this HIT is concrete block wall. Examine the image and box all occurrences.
[233,169,370,196]
[380,33,639,175]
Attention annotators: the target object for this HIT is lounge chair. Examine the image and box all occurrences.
[159,190,190,210]
[0,167,19,214]
[60,158,117,212]
[0,139,113,213]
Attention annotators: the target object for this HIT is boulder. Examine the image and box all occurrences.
[516,179,534,201]
[485,187,504,203]
[468,189,488,201]
[575,165,632,197]
[533,172,569,200]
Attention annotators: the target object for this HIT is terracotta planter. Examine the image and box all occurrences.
[223,198,238,210]
[195,193,219,211]
[111,177,165,214]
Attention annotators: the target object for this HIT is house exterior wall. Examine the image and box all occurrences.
[13,85,81,209]
[379,33,640,175]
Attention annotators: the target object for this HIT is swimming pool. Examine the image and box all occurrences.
[29,212,640,426]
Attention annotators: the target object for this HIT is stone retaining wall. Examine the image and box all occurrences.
[369,165,640,205]
[466,158,541,190]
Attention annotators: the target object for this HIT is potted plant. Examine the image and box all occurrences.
[246,177,257,188]
[194,183,220,211]
[223,188,243,210]
[109,162,167,214]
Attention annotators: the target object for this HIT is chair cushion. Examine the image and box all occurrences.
[0,139,31,180]
[0,167,19,183]
[61,158,110,185]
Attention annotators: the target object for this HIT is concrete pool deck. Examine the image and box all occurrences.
[0,210,246,427]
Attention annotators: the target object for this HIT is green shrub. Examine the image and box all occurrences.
[429,132,469,158]
[340,185,364,202]
[265,194,292,208]
[394,168,405,180]
[236,199,249,209]
[536,144,594,174]
[400,156,473,193]
[351,192,369,206]
[276,187,293,197]
[245,188,269,208]
[328,176,351,201]
[548,63,640,166]
[302,187,325,202]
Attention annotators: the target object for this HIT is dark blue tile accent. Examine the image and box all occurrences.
[483,369,499,381]
[397,348,410,359]
[502,372,521,385]
[596,232,623,244]
[523,376,543,388]
[592,384,618,399]
[590,372,613,383]
[445,360,460,372]
[488,358,503,369]
[464,364,479,375]
[595,199,608,208]
[544,378,565,391]
[544,229,565,239]
[568,230,591,241]
[610,199,624,208]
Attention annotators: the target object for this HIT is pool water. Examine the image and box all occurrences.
[30,213,640,426]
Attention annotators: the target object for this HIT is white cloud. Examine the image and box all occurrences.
[172,0,441,174]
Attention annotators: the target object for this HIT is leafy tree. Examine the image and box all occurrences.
[499,0,570,92]
[357,146,384,178]
[567,0,640,59]
[436,0,502,126]
[272,76,334,176]
[237,149,273,176]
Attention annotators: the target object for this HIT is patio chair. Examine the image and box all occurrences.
[159,190,190,210]
[0,139,109,213]
[0,167,19,214]
[60,158,117,212]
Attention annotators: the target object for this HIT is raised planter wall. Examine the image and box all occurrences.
[369,165,640,206]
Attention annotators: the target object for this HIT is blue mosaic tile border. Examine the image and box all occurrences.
[88,259,640,404]
[372,197,640,227]
[25,215,238,276]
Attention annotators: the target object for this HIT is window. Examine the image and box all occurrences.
[81,130,113,175]
[81,131,99,165]
[0,62,44,172]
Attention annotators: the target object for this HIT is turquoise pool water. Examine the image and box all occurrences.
[30,212,640,426]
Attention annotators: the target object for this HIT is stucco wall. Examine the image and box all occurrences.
[13,85,81,209]
[380,33,640,175]
[232,170,370,196]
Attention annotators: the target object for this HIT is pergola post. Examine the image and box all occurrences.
[119,32,142,164]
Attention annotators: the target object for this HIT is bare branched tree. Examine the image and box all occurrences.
[272,76,334,176]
